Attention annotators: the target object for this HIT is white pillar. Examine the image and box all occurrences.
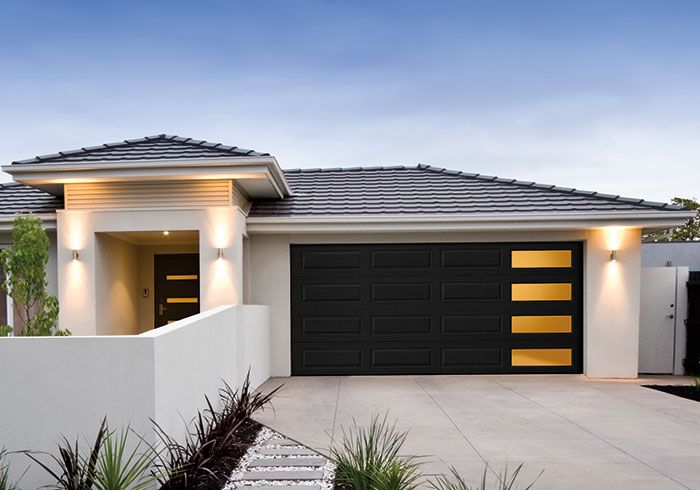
[584,227,642,378]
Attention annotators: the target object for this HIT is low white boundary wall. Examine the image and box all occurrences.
[0,304,270,488]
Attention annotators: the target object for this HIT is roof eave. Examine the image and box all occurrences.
[0,213,57,231]
[2,156,292,199]
[246,211,694,234]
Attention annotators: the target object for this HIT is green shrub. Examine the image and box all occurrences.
[331,414,422,490]
[429,464,542,490]
[0,216,68,336]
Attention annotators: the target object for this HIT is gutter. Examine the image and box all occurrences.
[0,213,57,231]
[246,211,695,234]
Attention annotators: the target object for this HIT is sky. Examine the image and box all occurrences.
[0,0,698,203]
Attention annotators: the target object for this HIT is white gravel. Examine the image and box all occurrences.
[224,426,336,490]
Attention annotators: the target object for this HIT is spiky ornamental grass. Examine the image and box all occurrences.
[26,418,107,490]
[93,425,157,490]
[331,414,422,490]
[152,373,280,490]
[428,464,542,490]
[0,448,23,490]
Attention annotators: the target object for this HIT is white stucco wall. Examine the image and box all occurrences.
[248,228,643,378]
[95,233,140,335]
[642,241,700,271]
[57,207,246,335]
[584,228,642,378]
[0,304,270,488]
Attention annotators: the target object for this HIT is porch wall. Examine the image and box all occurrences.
[0,304,270,489]
[56,207,246,335]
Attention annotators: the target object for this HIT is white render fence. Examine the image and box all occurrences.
[0,304,270,488]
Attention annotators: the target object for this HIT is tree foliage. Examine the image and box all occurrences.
[0,216,69,336]
[643,197,700,242]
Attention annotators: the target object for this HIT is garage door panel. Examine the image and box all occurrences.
[441,315,503,334]
[291,243,582,375]
[440,248,503,269]
[370,249,432,269]
[372,348,432,367]
[441,282,503,301]
[371,316,432,335]
[371,282,432,301]
[301,283,362,302]
[301,250,362,270]
[441,347,504,368]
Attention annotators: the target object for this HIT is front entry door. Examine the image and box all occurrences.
[154,254,200,327]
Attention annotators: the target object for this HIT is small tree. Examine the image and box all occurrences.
[0,216,69,336]
[643,197,700,242]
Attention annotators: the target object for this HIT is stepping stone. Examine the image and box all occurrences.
[258,446,318,456]
[249,457,327,467]
[265,437,298,446]
[239,470,325,481]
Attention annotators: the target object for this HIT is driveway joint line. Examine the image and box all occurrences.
[492,378,693,490]
[330,377,342,446]
[413,377,489,467]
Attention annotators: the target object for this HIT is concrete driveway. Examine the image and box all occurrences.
[255,375,700,490]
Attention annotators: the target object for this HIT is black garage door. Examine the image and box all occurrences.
[291,243,583,375]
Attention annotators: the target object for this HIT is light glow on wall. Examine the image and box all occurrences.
[604,226,624,252]
[203,208,239,306]
[65,211,89,251]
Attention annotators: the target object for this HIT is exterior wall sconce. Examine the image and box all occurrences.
[72,249,80,261]
[609,250,617,262]
[217,248,224,259]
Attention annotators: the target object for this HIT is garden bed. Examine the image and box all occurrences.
[226,425,335,489]
[644,385,700,402]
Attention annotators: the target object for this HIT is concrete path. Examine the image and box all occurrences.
[255,375,700,490]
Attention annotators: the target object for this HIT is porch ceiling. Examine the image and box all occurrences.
[104,230,199,246]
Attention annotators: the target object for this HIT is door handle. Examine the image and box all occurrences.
[159,303,168,316]
[666,314,674,319]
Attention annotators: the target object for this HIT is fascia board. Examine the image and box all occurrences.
[3,156,291,198]
[246,211,694,234]
[0,213,57,231]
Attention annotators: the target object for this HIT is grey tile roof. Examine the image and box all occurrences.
[0,183,63,215]
[249,164,685,217]
[12,134,269,164]
[0,163,685,219]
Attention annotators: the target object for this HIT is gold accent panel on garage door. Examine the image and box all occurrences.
[511,250,572,268]
[512,348,572,366]
[512,283,572,301]
[511,315,572,334]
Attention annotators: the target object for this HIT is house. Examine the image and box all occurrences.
[0,134,693,379]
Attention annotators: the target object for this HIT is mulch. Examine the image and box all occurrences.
[643,385,700,402]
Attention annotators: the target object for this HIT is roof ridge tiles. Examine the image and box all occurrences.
[11,134,270,164]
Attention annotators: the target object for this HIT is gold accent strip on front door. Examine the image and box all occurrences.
[511,250,572,268]
[166,297,199,304]
[166,274,198,281]
[512,283,572,301]
[512,315,572,333]
[512,348,572,366]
